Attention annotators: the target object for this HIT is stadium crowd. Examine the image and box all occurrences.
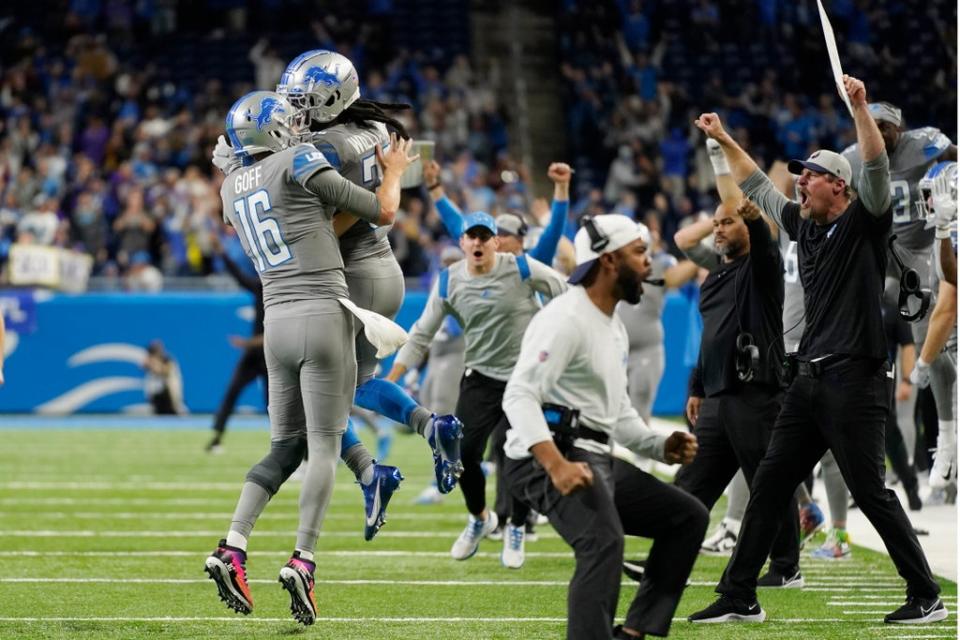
[1,1,955,289]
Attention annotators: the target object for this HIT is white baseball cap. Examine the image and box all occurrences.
[787,149,852,185]
[569,215,649,284]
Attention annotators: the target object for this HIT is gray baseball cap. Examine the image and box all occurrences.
[787,149,852,184]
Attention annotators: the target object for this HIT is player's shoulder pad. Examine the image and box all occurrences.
[304,132,344,171]
[905,127,952,161]
[290,143,333,184]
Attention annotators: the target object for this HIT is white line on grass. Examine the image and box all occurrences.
[0,616,873,624]
[829,601,957,607]
[0,550,575,558]
[0,530,561,539]
[0,511,475,522]
[0,481,351,491]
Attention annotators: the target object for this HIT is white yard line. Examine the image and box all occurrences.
[0,616,876,624]
[0,549,573,558]
[0,530,559,539]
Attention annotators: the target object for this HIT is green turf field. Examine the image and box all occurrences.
[0,428,955,639]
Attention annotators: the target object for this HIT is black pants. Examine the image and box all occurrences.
[455,369,529,524]
[505,450,708,639]
[674,385,799,577]
[718,357,940,601]
[212,346,268,436]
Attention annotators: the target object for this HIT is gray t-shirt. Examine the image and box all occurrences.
[395,253,569,381]
[844,127,952,250]
[220,144,348,308]
[305,122,394,267]
[616,251,677,351]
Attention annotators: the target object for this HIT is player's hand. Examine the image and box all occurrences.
[685,395,702,426]
[737,198,762,222]
[548,459,594,496]
[228,335,247,349]
[664,431,698,465]
[377,132,420,177]
[212,134,241,176]
[842,74,867,108]
[694,113,727,140]
[422,159,441,187]
[547,162,573,185]
[932,169,958,228]
[910,360,931,388]
[896,379,912,403]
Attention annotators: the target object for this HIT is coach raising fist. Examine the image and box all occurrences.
[689,75,946,626]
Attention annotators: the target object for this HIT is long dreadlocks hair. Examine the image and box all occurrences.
[314,98,412,139]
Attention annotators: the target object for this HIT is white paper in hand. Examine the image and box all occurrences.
[338,298,409,358]
[817,0,853,117]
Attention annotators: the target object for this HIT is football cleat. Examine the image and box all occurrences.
[361,464,404,541]
[278,551,317,626]
[451,512,499,560]
[427,414,464,494]
[799,502,825,547]
[204,539,253,614]
[810,528,851,560]
[501,523,525,569]
[701,519,738,556]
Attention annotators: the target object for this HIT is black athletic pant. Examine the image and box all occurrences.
[455,369,529,525]
[212,346,268,436]
[505,450,708,639]
[718,357,940,602]
[674,385,800,577]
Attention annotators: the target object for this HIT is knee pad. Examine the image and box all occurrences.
[246,436,307,496]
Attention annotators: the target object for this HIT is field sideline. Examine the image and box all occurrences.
[0,427,956,640]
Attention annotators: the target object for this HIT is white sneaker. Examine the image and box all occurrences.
[929,443,957,489]
[501,523,525,569]
[450,512,498,560]
[701,520,739,556]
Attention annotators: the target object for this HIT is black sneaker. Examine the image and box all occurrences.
[884,597,948,624]
[622,558,646,583]
[757,569,804,588]
[688,595,766,623]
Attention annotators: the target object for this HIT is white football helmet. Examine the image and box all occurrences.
[224,91,296,165]
[276,50,360,126]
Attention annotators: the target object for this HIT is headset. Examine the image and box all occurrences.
[581,216,609,251]
[888,234,931,322]
[730,266,760,382]
[501,211,529,237]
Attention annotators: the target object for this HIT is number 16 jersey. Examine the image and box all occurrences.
[220,144,349,309]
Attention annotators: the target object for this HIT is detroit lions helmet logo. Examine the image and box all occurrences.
[304,65,341,88]
[246,97,285,131]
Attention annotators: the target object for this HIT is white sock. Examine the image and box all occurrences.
[295,548,314,562]
[360,464,375,486]
[225,530,248,551]
[938,421,956,446]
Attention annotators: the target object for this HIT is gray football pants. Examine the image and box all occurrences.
[261,299,356,553]
[421,347,465,416]
[626,344,665,424]
[346,254,405,385]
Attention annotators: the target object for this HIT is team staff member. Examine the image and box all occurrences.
[386,213,568,568]
[673,196,800,587]
[502,214,704,640]
[689,74,945,625]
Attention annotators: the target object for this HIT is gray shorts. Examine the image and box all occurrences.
[345,255,405,385]
[626,344,665,423]
[264,299,357,440]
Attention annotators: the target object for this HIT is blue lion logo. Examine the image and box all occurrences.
[304,65,341,88]
[246,97,285,131]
